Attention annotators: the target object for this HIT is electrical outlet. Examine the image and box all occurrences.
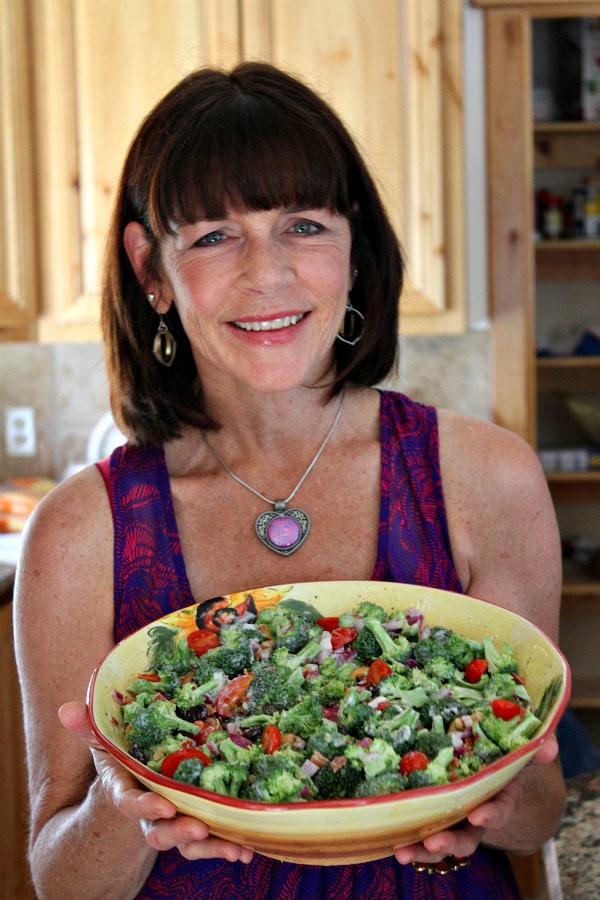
[5,406,37,457]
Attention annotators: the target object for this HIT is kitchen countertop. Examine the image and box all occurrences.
[550,768,600,898]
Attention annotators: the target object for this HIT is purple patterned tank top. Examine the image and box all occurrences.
[97,391,521,899]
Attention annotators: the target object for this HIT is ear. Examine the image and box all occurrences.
[123,222,172,314]
[123,221,153,287]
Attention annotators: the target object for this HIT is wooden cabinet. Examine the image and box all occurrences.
[475,0,600,728]
[0,1,38,341]
[1,0,467,342]
[0,597,36,900]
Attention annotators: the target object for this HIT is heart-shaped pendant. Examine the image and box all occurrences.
[255,505,310,555]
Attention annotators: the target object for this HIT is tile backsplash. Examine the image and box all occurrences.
[0,332,491,481]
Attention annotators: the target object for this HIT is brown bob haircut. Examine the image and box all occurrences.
[102,61,403,445]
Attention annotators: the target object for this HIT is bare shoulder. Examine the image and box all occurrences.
[437,410,562,636]
[15,464,114,632]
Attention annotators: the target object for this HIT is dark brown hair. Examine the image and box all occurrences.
[102,62,403,444]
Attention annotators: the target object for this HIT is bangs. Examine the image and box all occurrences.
[147,93,353,233]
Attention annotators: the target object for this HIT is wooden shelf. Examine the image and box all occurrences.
[570,678,600,710]
[536,241,600,280]
[562,576,600,601]
[548,471,600,502]
[537,355,600,392]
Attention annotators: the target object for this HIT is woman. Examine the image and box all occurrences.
[14,62,565,900]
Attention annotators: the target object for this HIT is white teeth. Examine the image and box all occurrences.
[234,313,305,332]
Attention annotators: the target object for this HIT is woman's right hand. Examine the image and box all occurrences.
[58,700,254,864]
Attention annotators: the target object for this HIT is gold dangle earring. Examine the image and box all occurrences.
[148,293,177,367]
[336,270,365,346]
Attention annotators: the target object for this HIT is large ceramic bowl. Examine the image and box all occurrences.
[88,581,570,865]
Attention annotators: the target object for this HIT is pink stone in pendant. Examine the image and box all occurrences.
[266,515,301,548]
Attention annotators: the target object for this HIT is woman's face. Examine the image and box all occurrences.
[154,206,353,395]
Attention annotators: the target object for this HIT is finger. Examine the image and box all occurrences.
[177,837,254,864]
[394,822,483,865]
[141,815,211,852]
[532,734,559,765]
[58,700,96,741]
[467,778,522,830]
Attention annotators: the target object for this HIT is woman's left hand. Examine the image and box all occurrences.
[393,734,559,866]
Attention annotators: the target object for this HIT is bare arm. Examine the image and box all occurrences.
[396,412,565,864]
[14,468,250,900]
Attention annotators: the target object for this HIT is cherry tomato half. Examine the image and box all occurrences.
[366,658,393,687]
[491,698,524,721]
[399,750,430,776]
[215,673,254,718]
[316,617,340,632]
[161,747,212,779]
[261,724,282,755]
[330,627,357,651]
[464,658,489,684]
[187,629,220,656]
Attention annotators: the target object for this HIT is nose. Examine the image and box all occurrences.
[238,235,294,292]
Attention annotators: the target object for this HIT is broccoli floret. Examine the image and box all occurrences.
[122,697,200,749]
[171,756,206,786]
[312,760,363,799]
[471,719,504,765]
[345,737,401,779]
[218,736,263,766]
[483,636,518,675]
[271,639,322,670]
[337,687,378,737]
[242,753,308,803]
[423,656,458,683]
[377,674,429,709]
[374,707,420,753]
[450,682,492,710]
[147,624,193,675]
[315,679,348,706]
[352,627,384,664]
[479,705,542,753]
[278,696,325,739]
[244,664,305,715]
[405,746,455,789]
[305,725,348,760]
[413,626,482,670]
[364,618,411,663]
[256,607,313,653]
[202,629,253,677]
[199,760,248,797]
[453,753,484,779]
[481,673,532,706]
[354,601,388,623]
[420,695,471,730]
[354,771,406,798]
[173,671,228,709]
[413,729,453,758]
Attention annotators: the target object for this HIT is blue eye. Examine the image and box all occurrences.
[194,230,225,246]
[291,220,322,235]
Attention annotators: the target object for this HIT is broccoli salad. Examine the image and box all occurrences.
[117,598,557,804]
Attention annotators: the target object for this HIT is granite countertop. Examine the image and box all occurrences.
[550,769,600,898]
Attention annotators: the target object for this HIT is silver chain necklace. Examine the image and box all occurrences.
[202,387,346,555]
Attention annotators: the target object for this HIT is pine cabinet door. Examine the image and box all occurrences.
[30,0,240,342]
[241,0,466,333]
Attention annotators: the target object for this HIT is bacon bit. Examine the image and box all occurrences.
[330,755,347,772]
[258,624,271,638]
[351,666,369,680]
[180,671,195,684]
[280,732,296,744]
[310,750,329,768]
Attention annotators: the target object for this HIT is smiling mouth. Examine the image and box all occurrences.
[233,313,306,332]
